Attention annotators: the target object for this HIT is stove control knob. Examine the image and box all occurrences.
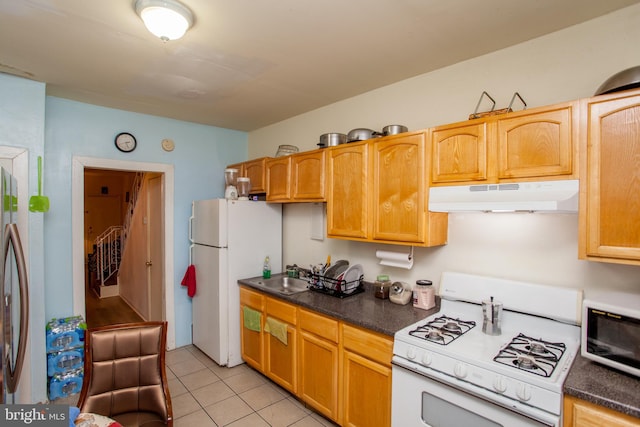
[493,376,507,393]
[453,362,468,379]
[421,352,433,366]
[407,347,417,360]
[516,383,532,401]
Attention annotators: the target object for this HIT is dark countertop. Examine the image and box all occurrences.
[238,273,437,336]
[564,354,640,418]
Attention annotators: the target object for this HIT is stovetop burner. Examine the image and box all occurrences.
[493,333,567,378]
[408,315,476,345]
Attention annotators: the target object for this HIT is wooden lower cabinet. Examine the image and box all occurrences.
[342,324,393,427]
[564,395,640,427]
[239,287,265,371]
[239,290,394,426]
[264,296,297,393]
[298,309,340,422]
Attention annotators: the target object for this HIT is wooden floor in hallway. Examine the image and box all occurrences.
[84,284,143,329]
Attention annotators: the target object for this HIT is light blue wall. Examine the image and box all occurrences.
[0,73,47,402]
[2,73,247,402]
[44,97,248,348]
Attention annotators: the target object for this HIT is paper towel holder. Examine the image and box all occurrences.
[376,246,414,269]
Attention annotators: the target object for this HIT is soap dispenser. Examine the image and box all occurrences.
[262,256,271,279]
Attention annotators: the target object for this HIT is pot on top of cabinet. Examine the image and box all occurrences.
[347,128,384,142]
[382,124,408,135]
[318,132,347,148]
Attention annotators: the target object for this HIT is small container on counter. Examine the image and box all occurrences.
[389,282,412,305]
[413,279,436,310]
[374,275,392,299]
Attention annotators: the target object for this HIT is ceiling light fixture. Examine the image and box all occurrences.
[135,0,194,42]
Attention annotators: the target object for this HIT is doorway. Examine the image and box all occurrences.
[83,168,142,327]
[71,157,176,349]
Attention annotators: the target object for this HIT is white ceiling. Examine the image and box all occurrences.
[2,0,639,131]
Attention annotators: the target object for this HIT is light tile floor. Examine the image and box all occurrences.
[166,345,338,427]
[56,344,338,426]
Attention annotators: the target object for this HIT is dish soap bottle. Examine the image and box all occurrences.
[262,256,271,279]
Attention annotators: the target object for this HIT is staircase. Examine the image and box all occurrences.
[94,226,123,296]
[92,172,144,298]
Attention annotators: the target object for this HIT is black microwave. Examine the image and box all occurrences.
[581,291,640,378]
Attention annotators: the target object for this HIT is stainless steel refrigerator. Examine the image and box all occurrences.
[189,199,282,367]
[0,167,29,404]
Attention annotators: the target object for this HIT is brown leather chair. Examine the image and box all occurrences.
[77,321,173,426]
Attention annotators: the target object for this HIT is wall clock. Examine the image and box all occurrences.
[115,132,137,153]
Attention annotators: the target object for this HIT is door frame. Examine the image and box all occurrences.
[71,156,176,349]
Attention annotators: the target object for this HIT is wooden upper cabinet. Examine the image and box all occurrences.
[244,157,268,194]
[227,162,244,176]
[326,141,369,240]
[226,158,269,194]
[327,132,447,246]
[430,101,577,185]
[496,103,576,180]
[431,121,489,184]
[264,150,325,202]
[291,149,325,201]
[372,132,426,243]
[265,156,291,201]
[579,89,640,265]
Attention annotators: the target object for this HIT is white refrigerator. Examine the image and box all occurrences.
[189,199,282,367]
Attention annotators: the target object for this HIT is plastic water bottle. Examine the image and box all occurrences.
[263,256,271,279]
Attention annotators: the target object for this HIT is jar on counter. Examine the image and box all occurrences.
[374,275,392,299]
[413,279,435,310]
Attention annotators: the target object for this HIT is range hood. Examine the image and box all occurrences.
[428,180,579,213]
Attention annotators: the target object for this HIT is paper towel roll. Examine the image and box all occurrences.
[376,250,414,269]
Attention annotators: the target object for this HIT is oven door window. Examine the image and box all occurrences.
[423,391,502,427]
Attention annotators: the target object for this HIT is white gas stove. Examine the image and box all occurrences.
[392,272,582,427]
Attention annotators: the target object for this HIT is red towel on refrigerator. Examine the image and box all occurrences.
[181,264,196,297]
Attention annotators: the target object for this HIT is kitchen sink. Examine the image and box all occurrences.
[246,276,310,295]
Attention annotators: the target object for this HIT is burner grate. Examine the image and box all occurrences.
[409,315,476,345]
[493,333,566,377]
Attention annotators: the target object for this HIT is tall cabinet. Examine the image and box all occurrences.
[579,89,640,265]
[326,141,370,240]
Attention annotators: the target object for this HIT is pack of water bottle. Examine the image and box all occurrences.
[45,315,86,353]
[45,315,87,400]
[48,368,84,400]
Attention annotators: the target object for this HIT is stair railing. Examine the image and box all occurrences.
[95,225,123,286]
[122,172,144,247]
